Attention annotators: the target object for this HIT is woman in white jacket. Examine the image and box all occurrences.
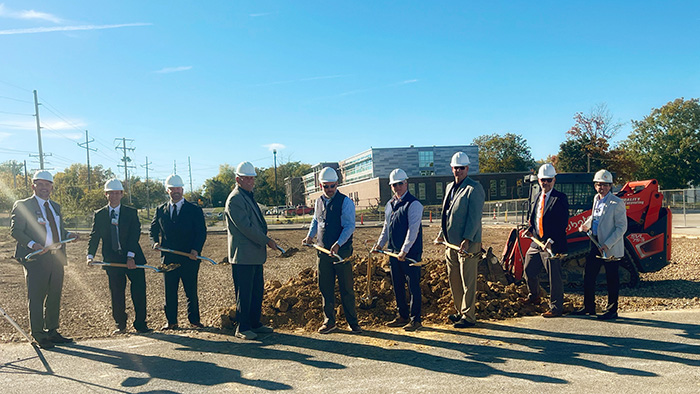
[573,169,628,321]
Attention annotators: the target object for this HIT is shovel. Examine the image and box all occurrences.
[302,243,345,264]
[88,260,181,273]
[435,240,482,258]
[275,244,299,258]
[359,240,378,310]
[371,249,426,266]
[0,304,36,345]
[24,237,78,260]
[586,231,620,261]
[526,235,567,260]
[155,247,222,265]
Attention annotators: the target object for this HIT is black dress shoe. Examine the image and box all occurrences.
[571,308,596,316]
[36,338,55,349]
[453,318,476,329]
[190,322,205,328]
[448,314,462,323]
[48,332,73,344]
[112,328,127,335]
[161,323,179,330]
[135,326,153,333]
[598,311,618,321]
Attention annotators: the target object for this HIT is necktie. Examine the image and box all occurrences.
[537,192,545,238]
[110,209,120,251]
[44,201,59,245]
[172,203,178,221]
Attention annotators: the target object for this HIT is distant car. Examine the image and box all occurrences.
[285,205,313,216]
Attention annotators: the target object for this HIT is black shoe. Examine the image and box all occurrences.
[48,332,73,344]
[386,316,410,327]
[571,308,596,316]
[453,318,476,329]
[448,314,462,323]
[112,328,127,335]
[349,324,363,333]
[161,323,179,330]
[190,322,205,328]
[135,326,153,333]
[598,311,618,321]
[403,320,422,332]
[35,338,54,349]
[317,323,338,334]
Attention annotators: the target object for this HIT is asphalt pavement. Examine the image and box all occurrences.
[2,308,700,393]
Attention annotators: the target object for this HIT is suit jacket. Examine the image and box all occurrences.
[439,177,485,252]
[10,196,69,264]
[87,204,147,265]
[528,188,569,254]
[224,186,270,265]
[150,199,207,265]
[583,193,628,258]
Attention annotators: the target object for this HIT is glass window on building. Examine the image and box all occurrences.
[500,179,507,197]
[490,180,497,198]
[408,183,416,196]
[436,182,444,199]
[418,183,426,200]
[420,170,435,176]
[418,151,434,168]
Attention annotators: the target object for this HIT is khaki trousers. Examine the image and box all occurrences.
[445,241,481,323]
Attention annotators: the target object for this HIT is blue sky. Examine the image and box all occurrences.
[1,1,698,190]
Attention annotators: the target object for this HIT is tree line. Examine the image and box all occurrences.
[1,98,698,217]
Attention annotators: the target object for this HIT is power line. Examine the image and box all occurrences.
[0,95,32,104]
[115,137,136,203]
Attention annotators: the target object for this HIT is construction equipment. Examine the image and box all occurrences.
[302,243,345,264]
[155,247,223,265]
[88,261,180,273]
[501,174,672,288]
[24,237,77,260]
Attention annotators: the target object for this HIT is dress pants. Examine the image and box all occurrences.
[105,267,147,330]
[232,264,264,332]
[22,253,64,340]
[163,260,201,325]
[445,241,481,324]
[318,253,358,326]
[389,257,422,322]
[523,245,564,313]
[583,245,620,313]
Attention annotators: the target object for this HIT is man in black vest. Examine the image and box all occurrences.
[150,174,207,330]
[11,170,77,349]
[87,179,152,334]
[521,163,569,318]
[302,167,360,334]
[373,168,424,331]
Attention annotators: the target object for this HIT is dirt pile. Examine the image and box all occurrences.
[220,253,575,331]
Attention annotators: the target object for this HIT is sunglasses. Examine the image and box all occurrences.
[453,166,466,171]
[391,181,405,186]
[594,183,611,187]
[322,184,337,189]
[540,178,553,183]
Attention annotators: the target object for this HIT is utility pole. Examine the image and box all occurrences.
[188,156,193,194]
[173,160,176,174]
[78,130,97,190]
[273,149,278,206]
[142,157,153,218]
[33,90,45,170]
[23,160,28,189]
[115,138,136,203]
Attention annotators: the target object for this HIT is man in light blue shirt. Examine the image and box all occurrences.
[302,167,360,334]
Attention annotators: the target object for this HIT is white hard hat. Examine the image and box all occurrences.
[389,168,408,185]
[32,170,53,183]
[165,174,184,188]
[104,179,124,192]
[318,167,338,183]
[593,169,613,183]
[537,163,557,179]
[235,161,257,177]
[450,152,470,167]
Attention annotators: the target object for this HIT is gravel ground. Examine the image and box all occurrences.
[1,225,699,342]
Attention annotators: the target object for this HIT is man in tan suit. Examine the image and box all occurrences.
[11,170,77,349]
[225,161,278,340]
[435,152,485,329]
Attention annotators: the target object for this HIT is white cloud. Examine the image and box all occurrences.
[0,22,152,35]
[155,66,193,74]
[263,143,286,152]
[0,4,63,23]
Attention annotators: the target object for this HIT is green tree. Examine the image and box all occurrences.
[255,161,312,206]
[53,163,115,218]
[129,177,167,210]
[203,164,237,207]
[473,133,536,173]
[0,160,31,211]
[623,98,700,189]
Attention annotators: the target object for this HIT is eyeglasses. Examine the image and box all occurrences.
[391,181,405,187]
[453,166,466,171]
[322,184,337,189]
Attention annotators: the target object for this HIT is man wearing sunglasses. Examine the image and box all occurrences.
[373,168,424,331]
[435,151,485,329]
[521,163,569,318]
[302,167,360,334]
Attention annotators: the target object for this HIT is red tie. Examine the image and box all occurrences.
[537,193,545,238]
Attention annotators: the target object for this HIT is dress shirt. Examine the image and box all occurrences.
[591,192,611,236]
[307,193,356,247]
[27,195,61,249]
[169,199,185,218]
[536,189,553,225]
[376,191,423,253]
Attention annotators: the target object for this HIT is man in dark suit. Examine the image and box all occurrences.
[521,163,569,317]
[87,179,152,334]
[225,162,278,340]
[150,174,207,330]
[10,170,77,349]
